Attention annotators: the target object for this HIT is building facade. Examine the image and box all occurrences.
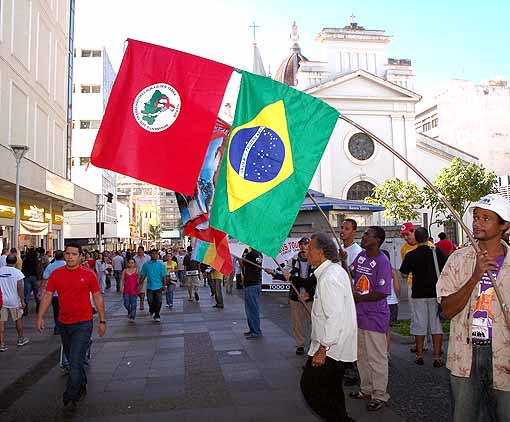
[416,79,510,176]
[0,0,96,252]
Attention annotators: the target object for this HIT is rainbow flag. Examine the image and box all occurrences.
[192,239,226,271]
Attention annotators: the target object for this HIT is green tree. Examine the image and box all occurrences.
[425,158,497,226]
[365,178,426,222]
[148,224,162,242]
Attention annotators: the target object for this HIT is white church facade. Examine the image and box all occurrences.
[274,21,478,236]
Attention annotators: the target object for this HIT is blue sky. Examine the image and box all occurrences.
[76,0,509,94]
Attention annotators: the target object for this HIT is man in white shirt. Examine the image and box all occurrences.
[111,251,124,292]
[301,232,357,422]
[0,255,29,351]
[340,218,363,266]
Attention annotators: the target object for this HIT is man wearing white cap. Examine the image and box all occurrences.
[437,194,510,422]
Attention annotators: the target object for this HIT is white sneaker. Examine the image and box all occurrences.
[0,344,7,352]
[17,337,29,347]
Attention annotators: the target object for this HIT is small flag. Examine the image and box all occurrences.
[90,39,234,195]
[210,70,339,257]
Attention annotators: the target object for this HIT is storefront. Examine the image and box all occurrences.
[0,197,64,252]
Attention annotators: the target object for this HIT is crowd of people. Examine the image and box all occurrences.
[1,193,509,420]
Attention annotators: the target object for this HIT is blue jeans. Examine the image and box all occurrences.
[450,344,510,422]
[23,275,40,307]
[165,284,175,306]
[177,270,185,286]
[123,294,137,319]
[59,319,93,402]
[244,284,262,336]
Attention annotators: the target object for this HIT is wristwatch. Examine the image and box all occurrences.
[99,320,107,324]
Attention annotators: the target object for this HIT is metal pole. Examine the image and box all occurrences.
[340,114,510,328]
[14,158,21,252]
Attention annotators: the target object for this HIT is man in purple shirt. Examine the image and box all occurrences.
[349,226,392,411]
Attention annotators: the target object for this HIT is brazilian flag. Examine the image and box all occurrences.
[210,70,340,257]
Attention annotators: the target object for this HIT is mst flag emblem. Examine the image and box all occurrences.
[133,83,181,132]
[227,100,293,212]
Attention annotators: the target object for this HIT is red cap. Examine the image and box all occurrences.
[400,222,414,234]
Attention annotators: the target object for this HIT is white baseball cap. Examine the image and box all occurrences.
[469,194,510,222]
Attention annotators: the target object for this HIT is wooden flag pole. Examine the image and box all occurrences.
[271,258,312,318]
[340,114,510,328]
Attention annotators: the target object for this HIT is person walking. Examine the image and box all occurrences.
[243,247,263,339]
[400,227,446,367]
[36,243,106,415]
[300,232,357,422]
[183,246,200,302]
[120,258,139,322]
[138,249,167,322]
[0,255,29,351]
[211,267,224,309]
[350,226,392,411]
[437,194,510,422]
[112,251,124,292]
[40,250,66,335]
[134,246,150,310]
[176,248,186,287]
[164,253,178,308]
[21,248,41,315]
[95,253,108,294]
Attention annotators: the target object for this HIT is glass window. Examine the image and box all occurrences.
[80,85,91,93]
[81,49,91,57]
[92,50,102,57]
[91,85,100,93]
[348,133,375,161]
[79,157,90,166]
[80,120,91,129]
[347,181,375,201]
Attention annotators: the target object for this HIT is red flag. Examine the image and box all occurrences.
[90,39,234,195]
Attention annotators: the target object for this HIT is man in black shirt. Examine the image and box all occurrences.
[243,247,263,339]
[400,227,446,367]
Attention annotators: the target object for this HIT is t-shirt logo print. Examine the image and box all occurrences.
[355,275,370,295]
[133,83,181,132]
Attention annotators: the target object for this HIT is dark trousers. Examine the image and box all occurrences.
[147,289,162,318]
[114,270,122,292]
[23,275,40,309]
[51,297,60,329]
[301,357,350,422]
[59,319,93,402]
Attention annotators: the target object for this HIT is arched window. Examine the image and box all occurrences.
[347,133,375,161]
[347,181,375,201]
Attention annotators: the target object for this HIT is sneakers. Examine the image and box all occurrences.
[16,337,30,347]
[0,344,7,352]
[295,346,305,355]
[153,316,161,322]
[165,304,170,308]
[194,292,200,301]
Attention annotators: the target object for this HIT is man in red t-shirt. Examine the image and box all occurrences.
[37,243,106,414]
[435,232,457,257]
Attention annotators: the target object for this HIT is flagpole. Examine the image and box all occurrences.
[271,258,312,318]
[339,114,510,328]
[306,192,353,282]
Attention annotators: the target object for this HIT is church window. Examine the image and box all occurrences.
[347,181,375,201]
[348,133,375,161]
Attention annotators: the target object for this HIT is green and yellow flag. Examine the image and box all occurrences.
[210,70,339,257]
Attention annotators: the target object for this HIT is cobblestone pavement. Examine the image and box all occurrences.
[0,284,453,421]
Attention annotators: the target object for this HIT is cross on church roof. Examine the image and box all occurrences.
[350,13,356,23]
[250,21,260,41]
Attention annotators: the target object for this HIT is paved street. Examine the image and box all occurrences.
[0,285,451,422]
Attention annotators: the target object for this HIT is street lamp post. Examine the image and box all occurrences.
[10,145,29,252]
[97,200,104,252]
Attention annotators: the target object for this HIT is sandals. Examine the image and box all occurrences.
[367,399,386,411]
[415,357,424,365]
[433,359,443,368]
[349,391,371,400]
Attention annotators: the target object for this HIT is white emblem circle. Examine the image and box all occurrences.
[133,83,181,132]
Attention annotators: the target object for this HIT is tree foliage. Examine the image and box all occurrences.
[425,158,497,225]
[365,178,426,221]
[148,224,162,241]
[365,158,497,226]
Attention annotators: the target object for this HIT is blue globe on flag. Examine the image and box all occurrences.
[228,126,285,183]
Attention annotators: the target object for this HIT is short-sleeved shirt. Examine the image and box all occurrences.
[134,254,150,273]
[164,260,178,281]
[400,245,447,298]
[243,250,263,287]
[0,266,24,308]
[436,239,456,257]
[141,260,167,290]
[350,250,392,333]
[343,243,363,267]
[43,260,66,297]
[46,266,100,324]
[112,255,124,271]
[183,253,200,272]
